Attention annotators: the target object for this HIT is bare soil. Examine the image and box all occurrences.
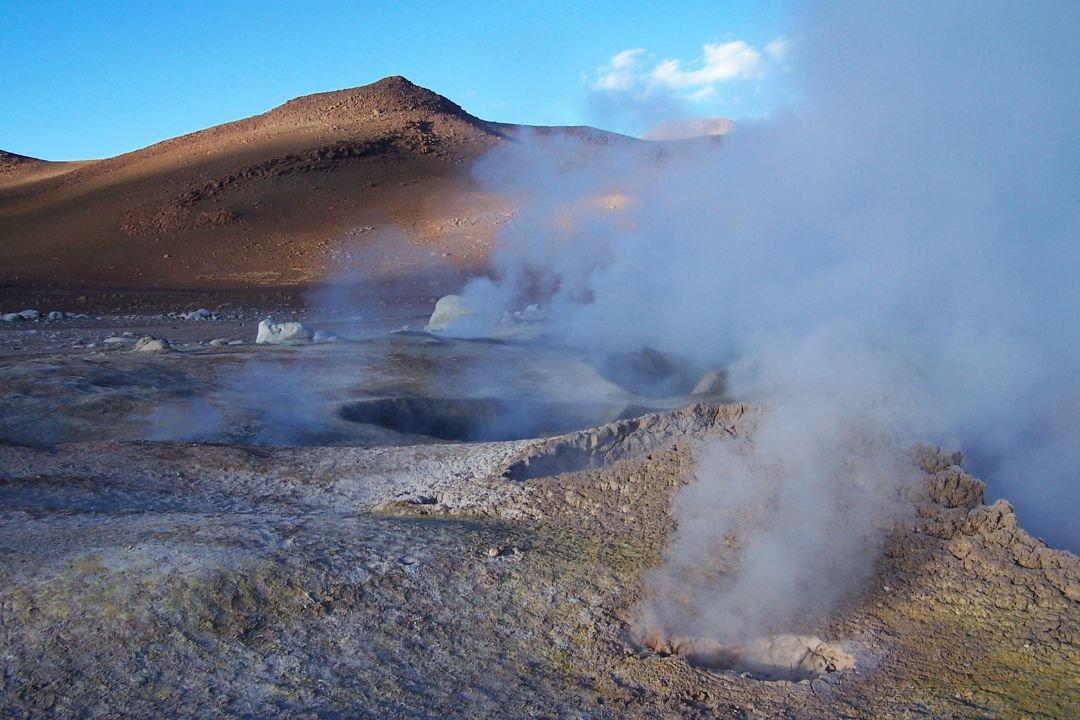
[0,309,1076,719]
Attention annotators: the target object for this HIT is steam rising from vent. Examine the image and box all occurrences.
[452,1,1080,638]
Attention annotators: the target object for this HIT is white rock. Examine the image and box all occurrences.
[209,338,230,347]
[19,309,40,320]
[103,336,130,345]
[425,295,472,332]
[227,339,244,346]
[1,313,20,322]
[47,311,65,321]
[255,319,313,345]
[184,308,211,321]
[134,336,171,353]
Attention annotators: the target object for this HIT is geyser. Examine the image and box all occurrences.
[338,397,651,442]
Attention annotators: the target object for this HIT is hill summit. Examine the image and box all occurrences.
[270,75,482,126]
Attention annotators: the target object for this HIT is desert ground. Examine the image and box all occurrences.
[0,77,1077,719]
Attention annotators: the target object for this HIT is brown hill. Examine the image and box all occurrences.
[0,76,634,309]
[0,150,45,174]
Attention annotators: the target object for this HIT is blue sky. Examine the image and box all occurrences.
[2,0,792,160]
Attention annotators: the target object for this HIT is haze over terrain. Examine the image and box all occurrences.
[444,2,1080,557]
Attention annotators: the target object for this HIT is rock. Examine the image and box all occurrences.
[209,338,231,347]
[133,336,171,353]
[18,309,40,320]
[47,311,64,321]
[256,319,313,345]
[184,308,211,321]
[691,369,727,396]
[227,340,244,346]
[312,330,340,343]
[1,313,20,322]
[425,295,472,332]
[103,336,130,345]
[927,467,985,509]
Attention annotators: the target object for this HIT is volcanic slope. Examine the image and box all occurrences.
[0,76,631,302]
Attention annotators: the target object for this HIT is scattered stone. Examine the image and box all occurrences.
[209,338,231,347]
[425,294,472,332]
[103,336,130,345]
[184,308,212,321]
[227,340,244,346]
[1,313,20,322]
[256,319,313,345]
[47,311,64,321]
[19,309,40,320]
[133,336,171,353]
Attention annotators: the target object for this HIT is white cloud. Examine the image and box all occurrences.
[764,37,790,62]
[593,37,787,98]
[609,48,645,70]
[652,40,766,88]
[595,48,646,91]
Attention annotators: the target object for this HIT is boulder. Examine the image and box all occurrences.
[134,336,171,353]
[47,311,64,321]
[256,319,313,345]
[184,308,211,321]
[1,313,20,322]
[425,295,472,332]
[18,309,40,320]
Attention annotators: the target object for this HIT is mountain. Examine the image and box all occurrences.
[0,77,633,307]
[642,117,734,141]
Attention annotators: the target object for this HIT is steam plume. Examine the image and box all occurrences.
[451,0,1080,639]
